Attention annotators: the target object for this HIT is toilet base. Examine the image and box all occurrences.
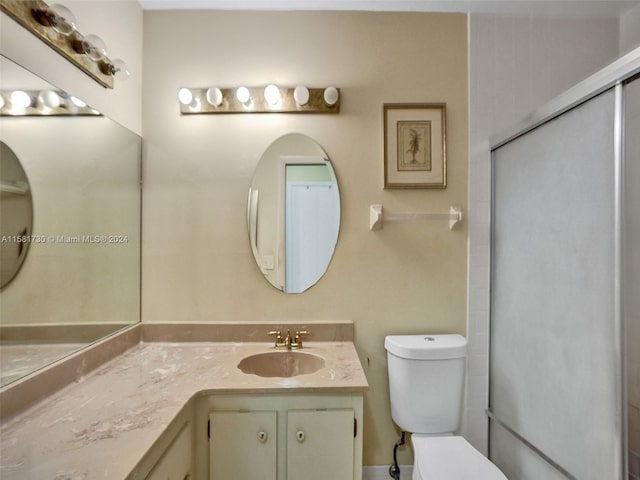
[411,435,508,480]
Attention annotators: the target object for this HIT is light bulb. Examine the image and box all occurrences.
[236,86,250,104]
[70,96,87,108]
[323,86,339,106]
[178,88,193,105]
[109,59,130,81]
[82,34,108,61]
[38,90,61,109]
[49,4,76,35]
[264,84,280,106]
[294,86,309,106]
[206,87,223,106]
[11,91,31,108]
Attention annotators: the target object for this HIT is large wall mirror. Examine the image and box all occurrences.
[0,55,141,387]
[248,133,340,293]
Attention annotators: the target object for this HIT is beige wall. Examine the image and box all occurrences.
[142,11,468,465]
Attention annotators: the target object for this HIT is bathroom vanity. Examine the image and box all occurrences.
[0,323,368,480]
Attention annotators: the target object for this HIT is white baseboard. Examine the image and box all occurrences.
[363,465,413,480]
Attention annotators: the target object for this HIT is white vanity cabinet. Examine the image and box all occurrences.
[146,421,193,480]
[198,394,363,480]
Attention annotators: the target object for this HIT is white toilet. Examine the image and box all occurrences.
[385,334,508,480]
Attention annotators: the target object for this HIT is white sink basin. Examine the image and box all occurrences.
[237,351,325,378]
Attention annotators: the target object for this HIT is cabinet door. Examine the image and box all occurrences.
[287,409,354,480]
[146,423,192,480]
[209,411,277,480]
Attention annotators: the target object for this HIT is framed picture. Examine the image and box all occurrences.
[383,103,447,189]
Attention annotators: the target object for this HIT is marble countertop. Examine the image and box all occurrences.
[0,341,368,480]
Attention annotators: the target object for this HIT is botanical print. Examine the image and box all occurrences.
[397,121,431,171]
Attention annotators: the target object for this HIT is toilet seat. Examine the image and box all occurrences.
[412,435,508,480]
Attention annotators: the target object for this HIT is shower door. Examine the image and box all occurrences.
[489,85,624,480]
[626,76,640,480]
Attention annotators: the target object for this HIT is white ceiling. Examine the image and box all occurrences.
[138,0,640,18]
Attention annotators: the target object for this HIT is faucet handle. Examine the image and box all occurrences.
[293,330,310,349]
[268,330,283,347]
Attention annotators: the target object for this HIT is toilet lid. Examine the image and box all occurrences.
[413,436,508,480]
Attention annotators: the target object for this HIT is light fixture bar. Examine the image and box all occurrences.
[178,86,341,114]
[0,0,115,88]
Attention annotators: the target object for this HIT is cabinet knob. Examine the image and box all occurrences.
[258,431,268,443]
[296,430,305,442]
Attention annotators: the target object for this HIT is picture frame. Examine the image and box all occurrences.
[383,103,447,189]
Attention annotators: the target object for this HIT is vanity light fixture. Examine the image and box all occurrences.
[177,84,341,114]
[80,34,108,62]
[0,0,129,89]
[206,87,223,107]
[264,84,281,106]
[178,87,194,106]
[293,85,310,106]
[323,86,339,106]
[44,3,76,35]
[236,86,251,105]
[0,89,101,117]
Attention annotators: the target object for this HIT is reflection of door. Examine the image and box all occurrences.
[285,181,339,293]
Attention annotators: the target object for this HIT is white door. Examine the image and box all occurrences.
[285,182,339,293]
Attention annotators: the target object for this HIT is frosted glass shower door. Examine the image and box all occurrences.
[489,88,623,480]
[625,76,640,480]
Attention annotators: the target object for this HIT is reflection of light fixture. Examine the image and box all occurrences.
[1,0,129,89]
[70,96,86,108]
[323,86,339,106]
[0,89,100,116]
[294,86,309,106]
[11,90,31,108]
[206,87,223,106]
[236,86,251,105]
[177,85,340,114]
[264,84,280,106]
[38,90,61,109]
[178,88,194,106]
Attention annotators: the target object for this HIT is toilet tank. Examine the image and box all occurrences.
[385,334,467,434]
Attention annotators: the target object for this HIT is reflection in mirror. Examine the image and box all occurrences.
[0,141,33,288]
[248,133,340,293]
[0,55,141,387]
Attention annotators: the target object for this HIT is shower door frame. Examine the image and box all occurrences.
[488,46,640,480]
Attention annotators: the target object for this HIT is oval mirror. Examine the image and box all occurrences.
[248,133,340,293]
[0,141,33,288]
